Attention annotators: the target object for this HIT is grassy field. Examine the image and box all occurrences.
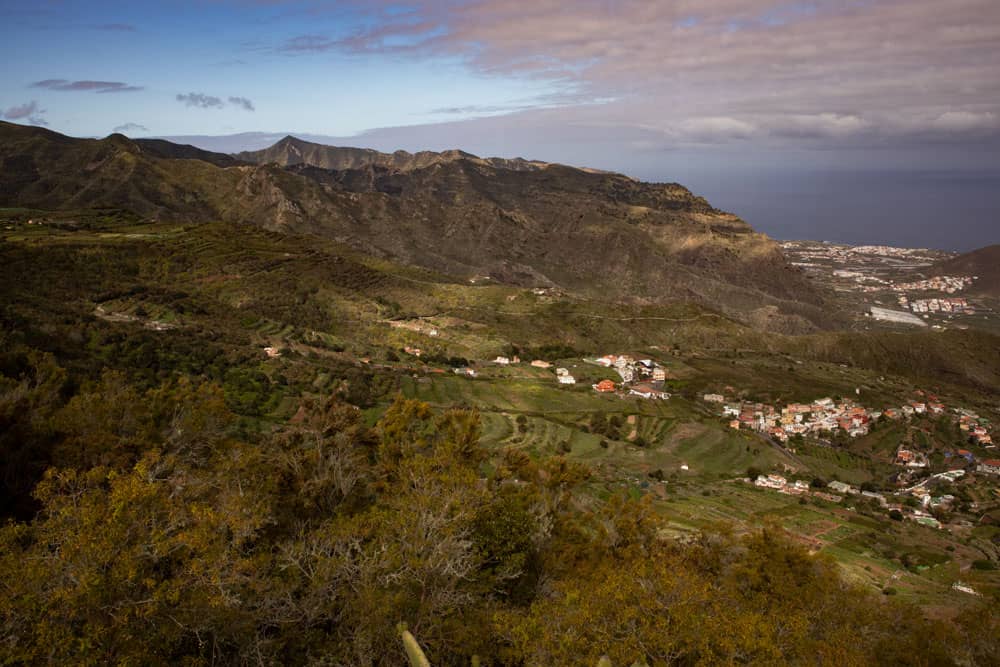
[658,480,1000,613]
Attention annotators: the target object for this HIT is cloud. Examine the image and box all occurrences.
[93,23,137,32]
[176,92,225,109]
[279,34,338,53]
[2,100,47,125]
[679,117,757,141]
[113,122,149,133]
[769,114,871,139]
[930,111,998,132]
[294,0,1000,147]
[176,93,256,111]
[228,96,255,111]
[32,79,143,93]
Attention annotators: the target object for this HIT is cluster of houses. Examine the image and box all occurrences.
[752,474,845,504]
[751,472,959,529]
[898,296,975,315]
[958,411,994,446]
[847,245,934,258]
[444,353,671,398]
[893,275,974,294]
[590,354,670,400]
[707,394,877,441]
[708,392,996,453]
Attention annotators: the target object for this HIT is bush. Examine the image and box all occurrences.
[972,559,996,571]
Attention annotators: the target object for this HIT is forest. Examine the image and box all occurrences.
[1,352,998,664]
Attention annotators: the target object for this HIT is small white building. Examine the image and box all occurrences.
[755,474,787,490]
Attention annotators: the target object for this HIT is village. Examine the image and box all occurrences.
[898,295,975,315]
[703,391,999,530]
[479,352,671,399]
[704,391,994,449]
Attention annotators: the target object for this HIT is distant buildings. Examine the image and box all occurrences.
[629,383,669,400]
[555,368,576,384]
[977,459,1000,475]
[828,480,855,495]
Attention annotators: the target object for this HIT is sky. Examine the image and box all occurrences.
[2,0,999,249]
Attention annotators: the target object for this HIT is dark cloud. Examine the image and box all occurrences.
[32,79,143,93]
[2,100,47,125]
[228,96,255,112]
[112,122,149,134]
[176,92,225,109]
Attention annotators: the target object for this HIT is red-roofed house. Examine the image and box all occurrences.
[594,379,616,393]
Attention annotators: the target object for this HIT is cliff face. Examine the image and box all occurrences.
[0,121,838,331]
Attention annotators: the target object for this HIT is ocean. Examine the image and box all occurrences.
[677,168,1000,252]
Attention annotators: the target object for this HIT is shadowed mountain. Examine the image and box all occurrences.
[133,138,244,168]
[929,245,1000,297]
[0,121,837,331]
[236,135,559,173]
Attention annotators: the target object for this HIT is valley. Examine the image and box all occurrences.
[2,213,997,622]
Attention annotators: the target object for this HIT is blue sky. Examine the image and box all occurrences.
[2,0,998,248]
[0,0,568,136]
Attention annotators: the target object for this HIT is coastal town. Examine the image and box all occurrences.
[780,240,994,329]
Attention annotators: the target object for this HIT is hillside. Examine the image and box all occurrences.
[0,121,837,330]
[1,218,998,647]
[930,244,1000,297]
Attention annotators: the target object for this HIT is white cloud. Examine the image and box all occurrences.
[930,110,998,132]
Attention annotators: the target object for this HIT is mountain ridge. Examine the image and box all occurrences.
[234,134,599,174]
[0,120,837,331]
